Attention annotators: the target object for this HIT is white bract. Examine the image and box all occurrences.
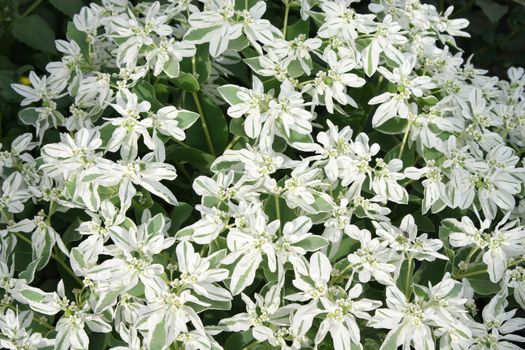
[3,0,525,349]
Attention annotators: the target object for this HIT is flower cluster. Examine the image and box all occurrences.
[1,0,525,349]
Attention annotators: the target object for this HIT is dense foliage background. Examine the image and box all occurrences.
[0,1,524,349]
[1,0,524,146]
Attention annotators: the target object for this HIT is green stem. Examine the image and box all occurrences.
[14,231,32,246]
[398,121,412,158]
[52,248,83,286]
[329,262,354,285]
[509,258,525,268]
[274,194,282,235]
[226,135,241,150]
[404,256,413,298]
[191,92,216,156]
[20,0,46,19]
[282,0,290,38]
[13,231,82,285]
[464,247,479,265]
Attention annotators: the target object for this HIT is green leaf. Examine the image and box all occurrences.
[396,258,415,294]
[164,58,180,78]
[460,263,500,295]
[229,252,262,295]
[295,236,328,251]
[176,110,200,130]
[168,202,193,233]
[476,0,508,23]
[89,332,109,350]
[225,331,255,350]
[148,320,167,350]
[228,36,249,51]
[166,145,215,173]
[133,81,162,110]
[189,296,231,312]
[375,117,408,135]
[286,19,310,40]
[12,15,56,54]
[50,0,84,17]
[173,72,200,92]
[185,93,229,154]
[218,84,244,105]
[229,118,248,138]
[413,258,450,285]
[18,108,40,126]
[418,95,439,106]
[384,143,414,167]
[184,25,222,42]
[413,213,435,232]
[243,57,264,74]
[66,21,89,58]
[195,45,211,84]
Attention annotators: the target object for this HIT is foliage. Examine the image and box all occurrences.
[0,1,524,350]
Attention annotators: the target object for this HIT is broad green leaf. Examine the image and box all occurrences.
[18,108,39,125]
[50,0,84,17]
[460,263,500,295]
[218,84,244,105]
[476,0,508,23]
[195,44,211,84]
[66,22,89,58]
[295,236,329,251]
[176,110,200,130]
[172,72,200,92]
[375,117,408,135]
[166,145,215,173]
[224,331,255,350]
[164,58,180,78]
[12,15,56,54]
[184,25,222,42]
[148,319,167,350]
[168,202,193,233]
[133,81,162,110]
[230,118,248,138]
[286,19,310,40]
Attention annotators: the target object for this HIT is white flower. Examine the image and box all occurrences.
[0,309,53,350]
[87,213,174,292]
[175,241,231,301]
[447,213,525,283]
[136,287,206,350]
[107,89,152,160]
[346,226,396,285]
[467,291,525,350]
[371,158,408,204]
[287,252,332,302]
[375,214,447,262]
[12,72,64,106]
[41,128,103,180]
[315,284,381,349]
[184,0,242,57]
[369,285,436,350]
[223,213,278,295]
[307,51,365,113]
[267,80,313,139]
[0,172,31,214]
[318,0,375,41]
[368,56,434,126]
